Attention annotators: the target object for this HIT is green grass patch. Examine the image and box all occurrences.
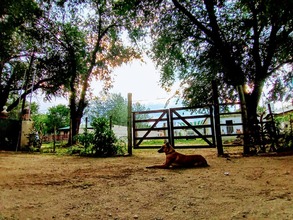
[139,138,211,146]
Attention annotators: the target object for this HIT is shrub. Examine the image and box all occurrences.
[91,117,117,156]
[74,131,94,151]
[75,117,123,157]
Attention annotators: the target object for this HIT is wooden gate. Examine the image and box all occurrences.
[132,106,216,148]
[169,106,215,148]
[132,109,171,148]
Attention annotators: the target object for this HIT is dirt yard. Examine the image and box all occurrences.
[0,148,292,220]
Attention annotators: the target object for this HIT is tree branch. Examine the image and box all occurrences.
[171,0,213,41]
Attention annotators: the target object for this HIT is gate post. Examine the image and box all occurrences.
[127,93,132,155]
[212,80,224,156]
[167,109,174,147]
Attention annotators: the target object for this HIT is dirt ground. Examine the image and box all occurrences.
[0,148,293,220]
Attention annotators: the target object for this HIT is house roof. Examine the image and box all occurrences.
[58,125,94,131]
[273,104,293,116]
[58,126,70,131]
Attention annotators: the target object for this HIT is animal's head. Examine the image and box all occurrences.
[158,142,175,154]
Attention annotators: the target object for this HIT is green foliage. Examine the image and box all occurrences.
[75,117,125,157]
[66,145,85,155]
[86,93,150,126]
[47,0,142,144]
[0,0,41,59]
[281,130,293,149]
[91,117,117,156]
[1,0,143,149]
[5,101,39,120]
[45,104,70,133]
[115,137,128,155]
[74,131,94,152]
[120,0,293,118]
[31,113,47,133]
[87,93,128,126]
[275,113,293,150]
[0,0,71,112]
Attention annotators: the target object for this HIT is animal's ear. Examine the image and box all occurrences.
[165,142,170,148]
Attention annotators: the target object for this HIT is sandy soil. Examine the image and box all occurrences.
[0,148,292,220]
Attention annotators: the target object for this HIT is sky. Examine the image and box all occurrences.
[34,56,181,113]
[99,56,181,107]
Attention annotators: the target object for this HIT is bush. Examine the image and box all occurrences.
[74,131,94,152]
[91,117,117,156]
[75,117,124,157]
[277,129,293,152]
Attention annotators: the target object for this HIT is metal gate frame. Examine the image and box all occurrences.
[132,109,171,148]
[132,106,216,148]
[169,106,216,148]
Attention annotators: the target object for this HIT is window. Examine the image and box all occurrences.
[226,120,234,134]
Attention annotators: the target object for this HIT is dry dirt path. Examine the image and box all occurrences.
[0,149,293,220]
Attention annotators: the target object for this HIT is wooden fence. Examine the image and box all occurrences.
[132,105,217,149]
[132,101,279,154]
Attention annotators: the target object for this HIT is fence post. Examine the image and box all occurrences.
[167,109,174,147]
[212,80,224,156]
[127,93,132,155]
[85,117,88,133]
[267,103,279,151]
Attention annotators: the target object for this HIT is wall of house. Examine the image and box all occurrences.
[220,115,243,134]
[20,121,34,149]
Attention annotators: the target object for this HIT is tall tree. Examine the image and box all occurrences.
[117,0,293,153]
[0,0,80,114]
[48,0,141,144]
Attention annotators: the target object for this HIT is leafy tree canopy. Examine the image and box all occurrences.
[0,0,88,113]
[47,0,143,144]
[45,104,70,133]
[117,0,293,119]
[1,0,143,146]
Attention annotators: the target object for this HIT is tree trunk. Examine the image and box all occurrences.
[68,99,79,145]
[237,85,250,155]
[238,81,264,154]
[67,90,86,145]
[68,68,91,145]
[66,29,101,146]
[245,80,264,122]
[69,114,81,145]
[68,88,77,145]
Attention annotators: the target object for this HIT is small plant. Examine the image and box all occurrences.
[74,130,94,151]
[115,137,128,155]
[277,127,293,152]
[66,145,84,155]
[273,113,293,152]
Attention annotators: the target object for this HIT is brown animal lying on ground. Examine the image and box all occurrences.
[146,142,209,169]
